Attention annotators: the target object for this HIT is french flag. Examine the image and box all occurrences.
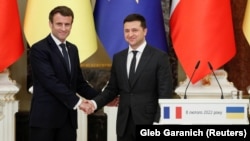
[170,0,236,84]
[164,106,182,119]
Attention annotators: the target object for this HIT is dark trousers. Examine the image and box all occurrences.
[29,117,76,141]
[117,109,136,141]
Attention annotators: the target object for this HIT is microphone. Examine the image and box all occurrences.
[184,60,200,99]
[207,61,224,99]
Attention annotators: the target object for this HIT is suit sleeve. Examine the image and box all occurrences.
[30,44,80,109]
[154,52,173,122]
[157,52,173,98]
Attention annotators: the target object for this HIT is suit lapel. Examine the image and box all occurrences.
[130,45,151,87]
[48,36,71,77]
[119,50,130,87]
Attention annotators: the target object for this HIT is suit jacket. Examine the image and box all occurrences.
[29,34,98,129]
[93,44,173,136]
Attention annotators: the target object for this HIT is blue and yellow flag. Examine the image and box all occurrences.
[24,0,97,62]
[226,107,244,119]
[94,0,168,59]
[243,0,250,45]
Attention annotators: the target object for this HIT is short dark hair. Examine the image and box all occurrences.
[123,13,147,28]
[49,6,74,23]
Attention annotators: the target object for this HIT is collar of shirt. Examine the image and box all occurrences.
[50,33,67,52]
[128,41,147,53]
[50,33,66,45]
[127,41,146,76]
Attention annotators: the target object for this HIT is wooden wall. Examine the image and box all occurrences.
[225,0,250,96]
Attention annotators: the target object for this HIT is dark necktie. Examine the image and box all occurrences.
[59,43,70,72]
[129,51,138,83]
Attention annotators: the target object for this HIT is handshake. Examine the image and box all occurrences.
[79,99,95,114]
[78,96,119,114]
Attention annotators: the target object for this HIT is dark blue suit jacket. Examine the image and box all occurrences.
[29,34,98,129]
[93,44,173,136]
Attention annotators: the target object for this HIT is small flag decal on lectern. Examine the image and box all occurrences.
[176,107,182,119]
[164,107,170,119]
[164,106,182,119]
[226,107,244,119]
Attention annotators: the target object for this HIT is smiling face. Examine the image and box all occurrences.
[49,13,73,43]
[124,20,147,49]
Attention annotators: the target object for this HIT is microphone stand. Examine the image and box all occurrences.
[184,60,200,99]
[208,62,224,99]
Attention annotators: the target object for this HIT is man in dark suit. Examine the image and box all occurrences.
[85,13,173,141]
[29,6,98,141]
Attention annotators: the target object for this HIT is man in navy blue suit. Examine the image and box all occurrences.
[29,6,98,141]
[85,13,173,141]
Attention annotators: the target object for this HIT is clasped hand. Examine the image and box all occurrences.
[79,99,95,114]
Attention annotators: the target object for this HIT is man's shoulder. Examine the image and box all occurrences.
[114,48,128,56]
[31,34,51,47]
[65,41,77,48]
[146,44,167,54]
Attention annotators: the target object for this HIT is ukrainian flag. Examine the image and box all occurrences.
[226,107,244,119]
[24,0,97,62]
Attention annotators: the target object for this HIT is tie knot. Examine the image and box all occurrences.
[132,50,138,56]
[60,43,66,48]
